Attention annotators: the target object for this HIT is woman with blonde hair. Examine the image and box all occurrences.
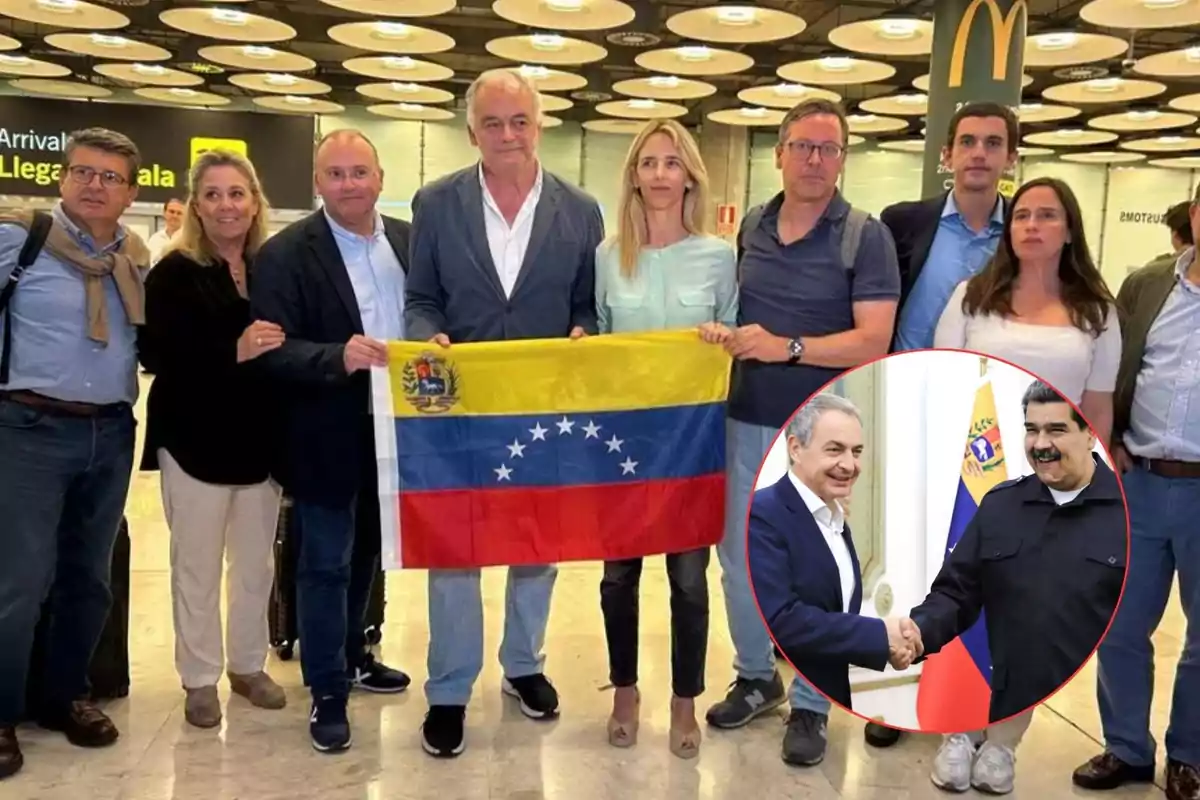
[138,149,287,728]
[595,118,737,758]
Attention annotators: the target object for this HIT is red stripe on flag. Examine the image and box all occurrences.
[398,474,724,568]
[916,637,992,732]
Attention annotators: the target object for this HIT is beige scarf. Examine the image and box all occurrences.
[0,207,147,343]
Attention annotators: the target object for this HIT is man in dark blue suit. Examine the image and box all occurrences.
[748,392,918,767]
[405,67,604,759]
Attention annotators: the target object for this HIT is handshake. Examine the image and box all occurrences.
[884,617,923,670]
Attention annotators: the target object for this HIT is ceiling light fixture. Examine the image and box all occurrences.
[242,45,276,58]
[1020,102,1044,111]
[647,75,680,88]
[878,20,920,39]
[1186,47,1200,62]
[628,98,657,109]
[676,45,712,61]
[1035,33,1078,50]
[1158,135,1186,142]
[90,34,129,48]
[390,82,420,93]
[35,0,78,13]
[896,93,925,105]
[284,95,312,105]
[774,83,808,96]
[715,6,756,25]
[739,106,769,117]
[818,56,854,72]
[1085,77,1122,91]
[132,63,166,75]
[1059,129,1084,137]
[210,8,249,25]
[383,56,416,70]
[518,64,550,78]
[1127,109,1160,120]
[848,113,877,123]
[1142,0,1188,8]
[375,22,411,37]
[0,54,31,66]
[530,34,566,50]
[169,88,198,97]
[546,0,585,11]
[396,102,423,111]
[265,73,297,86]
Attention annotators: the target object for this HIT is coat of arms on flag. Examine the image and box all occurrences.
[371,330,731,571]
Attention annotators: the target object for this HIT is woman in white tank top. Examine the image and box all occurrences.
[934,177,1121,444]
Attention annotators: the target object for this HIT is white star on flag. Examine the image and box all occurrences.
[507,439,526,458]
[606,435,623,453]
[495,464,513,481]
[583,420,602,439]
[620,457,638,475]
[529,422,548,441]
[556,416,575,435]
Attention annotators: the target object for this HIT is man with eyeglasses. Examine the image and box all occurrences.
[0,128,149,779]
[706,98,900,768]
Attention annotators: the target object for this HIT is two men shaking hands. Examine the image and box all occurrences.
[884,617,923,670]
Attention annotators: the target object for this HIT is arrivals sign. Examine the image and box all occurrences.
[0,96,317,209]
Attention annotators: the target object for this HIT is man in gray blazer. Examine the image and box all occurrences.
[405,67,604,759]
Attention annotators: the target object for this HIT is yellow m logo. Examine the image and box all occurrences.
[948,0,1026,89]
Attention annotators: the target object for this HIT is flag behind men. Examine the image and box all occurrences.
[916,373,1007,731]
[372,331,730,570]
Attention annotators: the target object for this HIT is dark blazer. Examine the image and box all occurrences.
[747,475,890,709]
[909,455,1126,723]
[138,250,273,486]
[1112,256,1178,449]
[249,211,411,505]
[880,190,1010,339]
[405,164,604,343]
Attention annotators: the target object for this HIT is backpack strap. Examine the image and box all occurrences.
[1,210,53,384]
[840,207,870,271]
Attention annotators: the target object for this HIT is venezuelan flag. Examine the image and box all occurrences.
[915,375,1007,732]
[372,330,731,570]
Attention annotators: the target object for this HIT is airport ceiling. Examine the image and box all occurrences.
[2,0,1200,158]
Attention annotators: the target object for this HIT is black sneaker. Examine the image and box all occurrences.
[501,674,560,719]
[704,672,787,729]
[782,709,828,767]
[350,653,411,694]
[309,695,351,753]
[421,705,466,758]
[864,720,903,748]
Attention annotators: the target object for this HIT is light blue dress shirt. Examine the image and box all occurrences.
[595,234,737,334]
[0,202,142,404]
[1125,248,1200,461]
[894,193,1005,352]
[325,210,406,342]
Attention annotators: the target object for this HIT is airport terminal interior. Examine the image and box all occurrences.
[0,0,1193,797]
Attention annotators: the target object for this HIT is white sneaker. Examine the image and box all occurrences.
[972,740,1016,794]
[931,733,976,792]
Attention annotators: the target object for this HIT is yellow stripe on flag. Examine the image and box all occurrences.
[960,379,1009,505]
[385,329,732,417]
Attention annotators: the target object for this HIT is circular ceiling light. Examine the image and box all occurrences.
[329,21,456,54]
[1080,0,1200,28]
[635,45,754,76]
[828,17,933,57]
[486,33,606,65]
[492,0,636,31]
[318,0,456,15]
[45,32,172,61]
[198,44,314,72]
[159,5,297,43]
[94,61,203,87]
[777,56,896,86]
[1,0,129,29]
[665,4,806,44]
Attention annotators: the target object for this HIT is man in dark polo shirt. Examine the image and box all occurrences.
[705,98,900,767]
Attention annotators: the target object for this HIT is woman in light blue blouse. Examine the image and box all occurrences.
[595,119,737,759]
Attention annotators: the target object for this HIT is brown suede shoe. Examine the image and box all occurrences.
[0,726,23,779]
[229,672,286,710]
[1072,752,1156,790]
[184,686,222,729]
[38,700,119,747]
[1168,759,1200,800]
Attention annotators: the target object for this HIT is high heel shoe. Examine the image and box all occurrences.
[607,687,640,748]
[669,696,701,759]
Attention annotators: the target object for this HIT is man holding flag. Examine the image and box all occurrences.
[902,379,1127,794]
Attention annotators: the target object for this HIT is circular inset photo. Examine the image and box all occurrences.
[746,349,1130,735]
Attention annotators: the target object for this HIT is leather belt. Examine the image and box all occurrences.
[0,390,127,418]
[1141,457,1200,479]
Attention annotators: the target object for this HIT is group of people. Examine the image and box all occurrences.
[0,65,1193,800]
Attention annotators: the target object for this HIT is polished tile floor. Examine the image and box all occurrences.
[6,385,1185,800]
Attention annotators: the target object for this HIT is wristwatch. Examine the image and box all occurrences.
[787,337,804,364]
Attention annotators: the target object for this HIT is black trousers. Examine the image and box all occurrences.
[599,547,710,698]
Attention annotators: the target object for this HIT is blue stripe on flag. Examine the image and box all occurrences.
[396,401,725,491]
[948,477,994,687]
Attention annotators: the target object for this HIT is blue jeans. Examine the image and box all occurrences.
[0,399,134,725]
[293,489,382,700]
[1097,465,1200,768]
[425,565,557,706]
[720,419,829,715]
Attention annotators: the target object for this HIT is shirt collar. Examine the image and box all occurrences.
[324,207,382,242]
[942,190,1005,228]
[1174,246,1195,281]
[477,161,544,196]
[787,469,845,533]
[763,188,850,225]
[52,201,126,255]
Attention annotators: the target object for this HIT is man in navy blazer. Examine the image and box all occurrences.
[748,393,918,767]
[404,68,605,759]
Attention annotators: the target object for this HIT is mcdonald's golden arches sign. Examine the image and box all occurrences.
[948,0,1027,89]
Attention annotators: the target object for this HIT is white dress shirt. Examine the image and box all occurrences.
[323,210,406,342]
[788,470,856,613]
[479,162,543,298]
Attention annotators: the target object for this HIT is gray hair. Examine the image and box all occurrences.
[787,393,862,448]
[63,127,141,182]
[465,68,543,129]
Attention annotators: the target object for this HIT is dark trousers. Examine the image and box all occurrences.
[0,399,134,725]
[293,482,382,701]
[600,547,710,699]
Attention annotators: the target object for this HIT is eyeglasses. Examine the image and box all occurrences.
[66,165,129,188]
[785,140,844,160]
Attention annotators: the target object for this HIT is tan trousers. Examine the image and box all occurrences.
[159,449,280,689]
[957,708,1035,748]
